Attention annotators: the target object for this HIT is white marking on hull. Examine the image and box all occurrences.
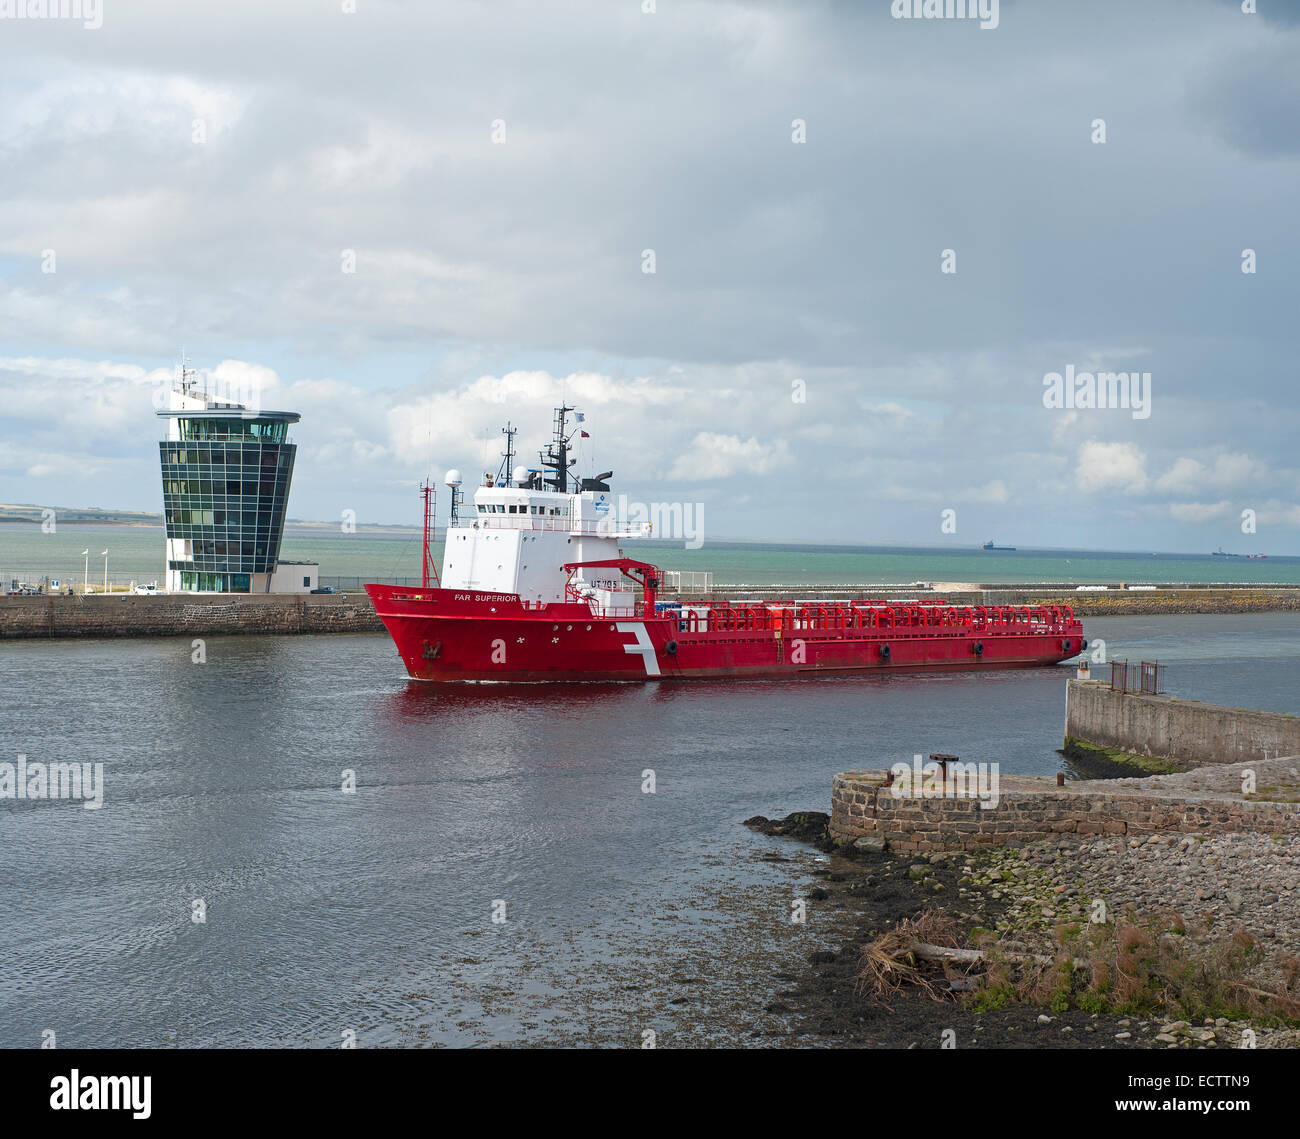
[616,621,661,676]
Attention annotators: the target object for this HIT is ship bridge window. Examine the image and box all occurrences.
[477,504,486,513]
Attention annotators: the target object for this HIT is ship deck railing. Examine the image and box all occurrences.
[589,599,1081,635]
[457,518,652,537]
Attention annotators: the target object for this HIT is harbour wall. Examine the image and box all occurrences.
[828,760,1300,854]
[0,592,384,639]
[1064,679,1300,768]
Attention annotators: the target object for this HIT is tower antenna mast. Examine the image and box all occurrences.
[178,350,197,398]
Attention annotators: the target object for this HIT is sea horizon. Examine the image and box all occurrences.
[0,517,1293,564]
[4,519,1299,589]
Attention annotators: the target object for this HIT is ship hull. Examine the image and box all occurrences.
[366,585,1086,683]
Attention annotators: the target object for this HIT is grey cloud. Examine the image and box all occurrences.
[0,0,1297,551]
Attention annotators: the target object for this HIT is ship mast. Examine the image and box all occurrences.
[497,422,517,487]
[420,481,439,588]
[540,405,577,493]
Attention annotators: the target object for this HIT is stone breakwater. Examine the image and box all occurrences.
[829,757,1300,855]
[1059,588,1300,616]
[0,592,384,639]
[1065,678,1300,770]
[1004,587,1300,617]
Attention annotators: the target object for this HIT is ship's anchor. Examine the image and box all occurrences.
[422,640,442,660]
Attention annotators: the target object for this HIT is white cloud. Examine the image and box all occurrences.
[1166,500,1233,522]
[1155,453,1262,495]
[666,433,792,481]
[1075,440,1148,494]
[1050,410,1079,444]
[962,480,1010,505]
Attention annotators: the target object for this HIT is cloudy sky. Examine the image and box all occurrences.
[1,0,1297,551]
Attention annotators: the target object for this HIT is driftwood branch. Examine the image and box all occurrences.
[1224,981,1300,1016]
[908,941,1061,967]
[908,942,986,964]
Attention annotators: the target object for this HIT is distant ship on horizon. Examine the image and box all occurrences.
[981,540,1017,551]
[1212,547,1267,559]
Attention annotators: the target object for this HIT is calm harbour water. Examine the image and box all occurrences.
[1,613,1298,1047]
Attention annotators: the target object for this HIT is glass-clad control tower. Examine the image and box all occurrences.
[157,383,302,593]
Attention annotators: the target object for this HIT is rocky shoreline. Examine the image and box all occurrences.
[746,813,1300,1048]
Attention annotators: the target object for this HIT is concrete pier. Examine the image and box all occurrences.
[1064,678,1300,769]
[0,591,384,639]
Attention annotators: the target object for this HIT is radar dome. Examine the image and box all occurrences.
[512,468,531,486]
[444,468,462,487]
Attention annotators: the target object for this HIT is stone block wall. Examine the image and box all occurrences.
[829,769,1300,854]
[0,593,384,639]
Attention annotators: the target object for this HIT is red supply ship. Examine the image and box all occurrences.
[367,408,1085,682]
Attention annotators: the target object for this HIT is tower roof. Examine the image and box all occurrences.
[156,407,300,423]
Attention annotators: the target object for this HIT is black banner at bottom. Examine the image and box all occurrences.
[5,1045,1291,1125]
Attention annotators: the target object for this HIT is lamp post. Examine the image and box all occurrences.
[102,550,109,594]
[81,549,89,594]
